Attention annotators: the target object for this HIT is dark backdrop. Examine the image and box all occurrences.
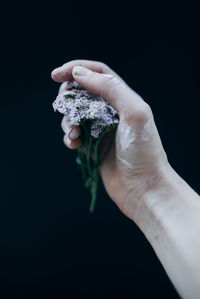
[1,2,199,298]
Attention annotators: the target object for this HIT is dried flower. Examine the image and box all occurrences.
[52,80,119,212]
[52,80,119,138]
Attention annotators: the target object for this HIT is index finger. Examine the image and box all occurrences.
[51,59,127,85]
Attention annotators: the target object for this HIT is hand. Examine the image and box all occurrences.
[51,60,169,220]
[52,60,200,299]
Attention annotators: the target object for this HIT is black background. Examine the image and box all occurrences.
[1,2,200,298]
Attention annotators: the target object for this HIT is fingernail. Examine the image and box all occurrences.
[73,66,92,77]
[69,128,79,140]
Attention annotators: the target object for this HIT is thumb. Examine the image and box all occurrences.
[72,65,143,113]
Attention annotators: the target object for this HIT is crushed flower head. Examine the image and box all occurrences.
[52,80,119,138]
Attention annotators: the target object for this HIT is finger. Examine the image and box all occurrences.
[63,134,81,150]
[61,116,80,139]
[51,59,126,84]
[58,81,69,94]
[71,65,146,115]
[61,116,70,134]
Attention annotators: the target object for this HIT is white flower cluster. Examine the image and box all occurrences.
[52,80,119,138]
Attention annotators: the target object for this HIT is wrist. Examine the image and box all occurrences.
[127,162,199,241]
[128,163,200,299]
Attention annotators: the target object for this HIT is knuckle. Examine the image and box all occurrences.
[139,102,152,118]
[103,75,121,94]
[125,102,152,125]
[64,60,110,73]
[102,74,121,98]
[63,59,79,66]
[134,109,149,125]
[98,61,110,72]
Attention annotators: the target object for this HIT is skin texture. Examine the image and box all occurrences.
[51,60,200,299]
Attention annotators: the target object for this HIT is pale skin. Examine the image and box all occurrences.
[51,60,200,299]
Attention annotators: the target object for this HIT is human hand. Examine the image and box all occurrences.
[51,60,169,220]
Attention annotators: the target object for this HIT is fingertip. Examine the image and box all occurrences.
[51,68,64,82]
[61,117,80,139]
[51,67,61,77]
[51,67,60,76]
[51,66,73,82]
[69,126,80,140]
[63,134,81,150]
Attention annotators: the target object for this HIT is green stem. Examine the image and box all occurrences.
[98,127,117,166]
[81,122,89,146]
[86,137,92,176]
[77,124,117,213]
[89,167,99,213]
[77,145,87,180]
[80,122,93,177]
[89,135,101,212]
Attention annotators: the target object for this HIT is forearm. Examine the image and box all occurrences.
[131,164,200,299]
